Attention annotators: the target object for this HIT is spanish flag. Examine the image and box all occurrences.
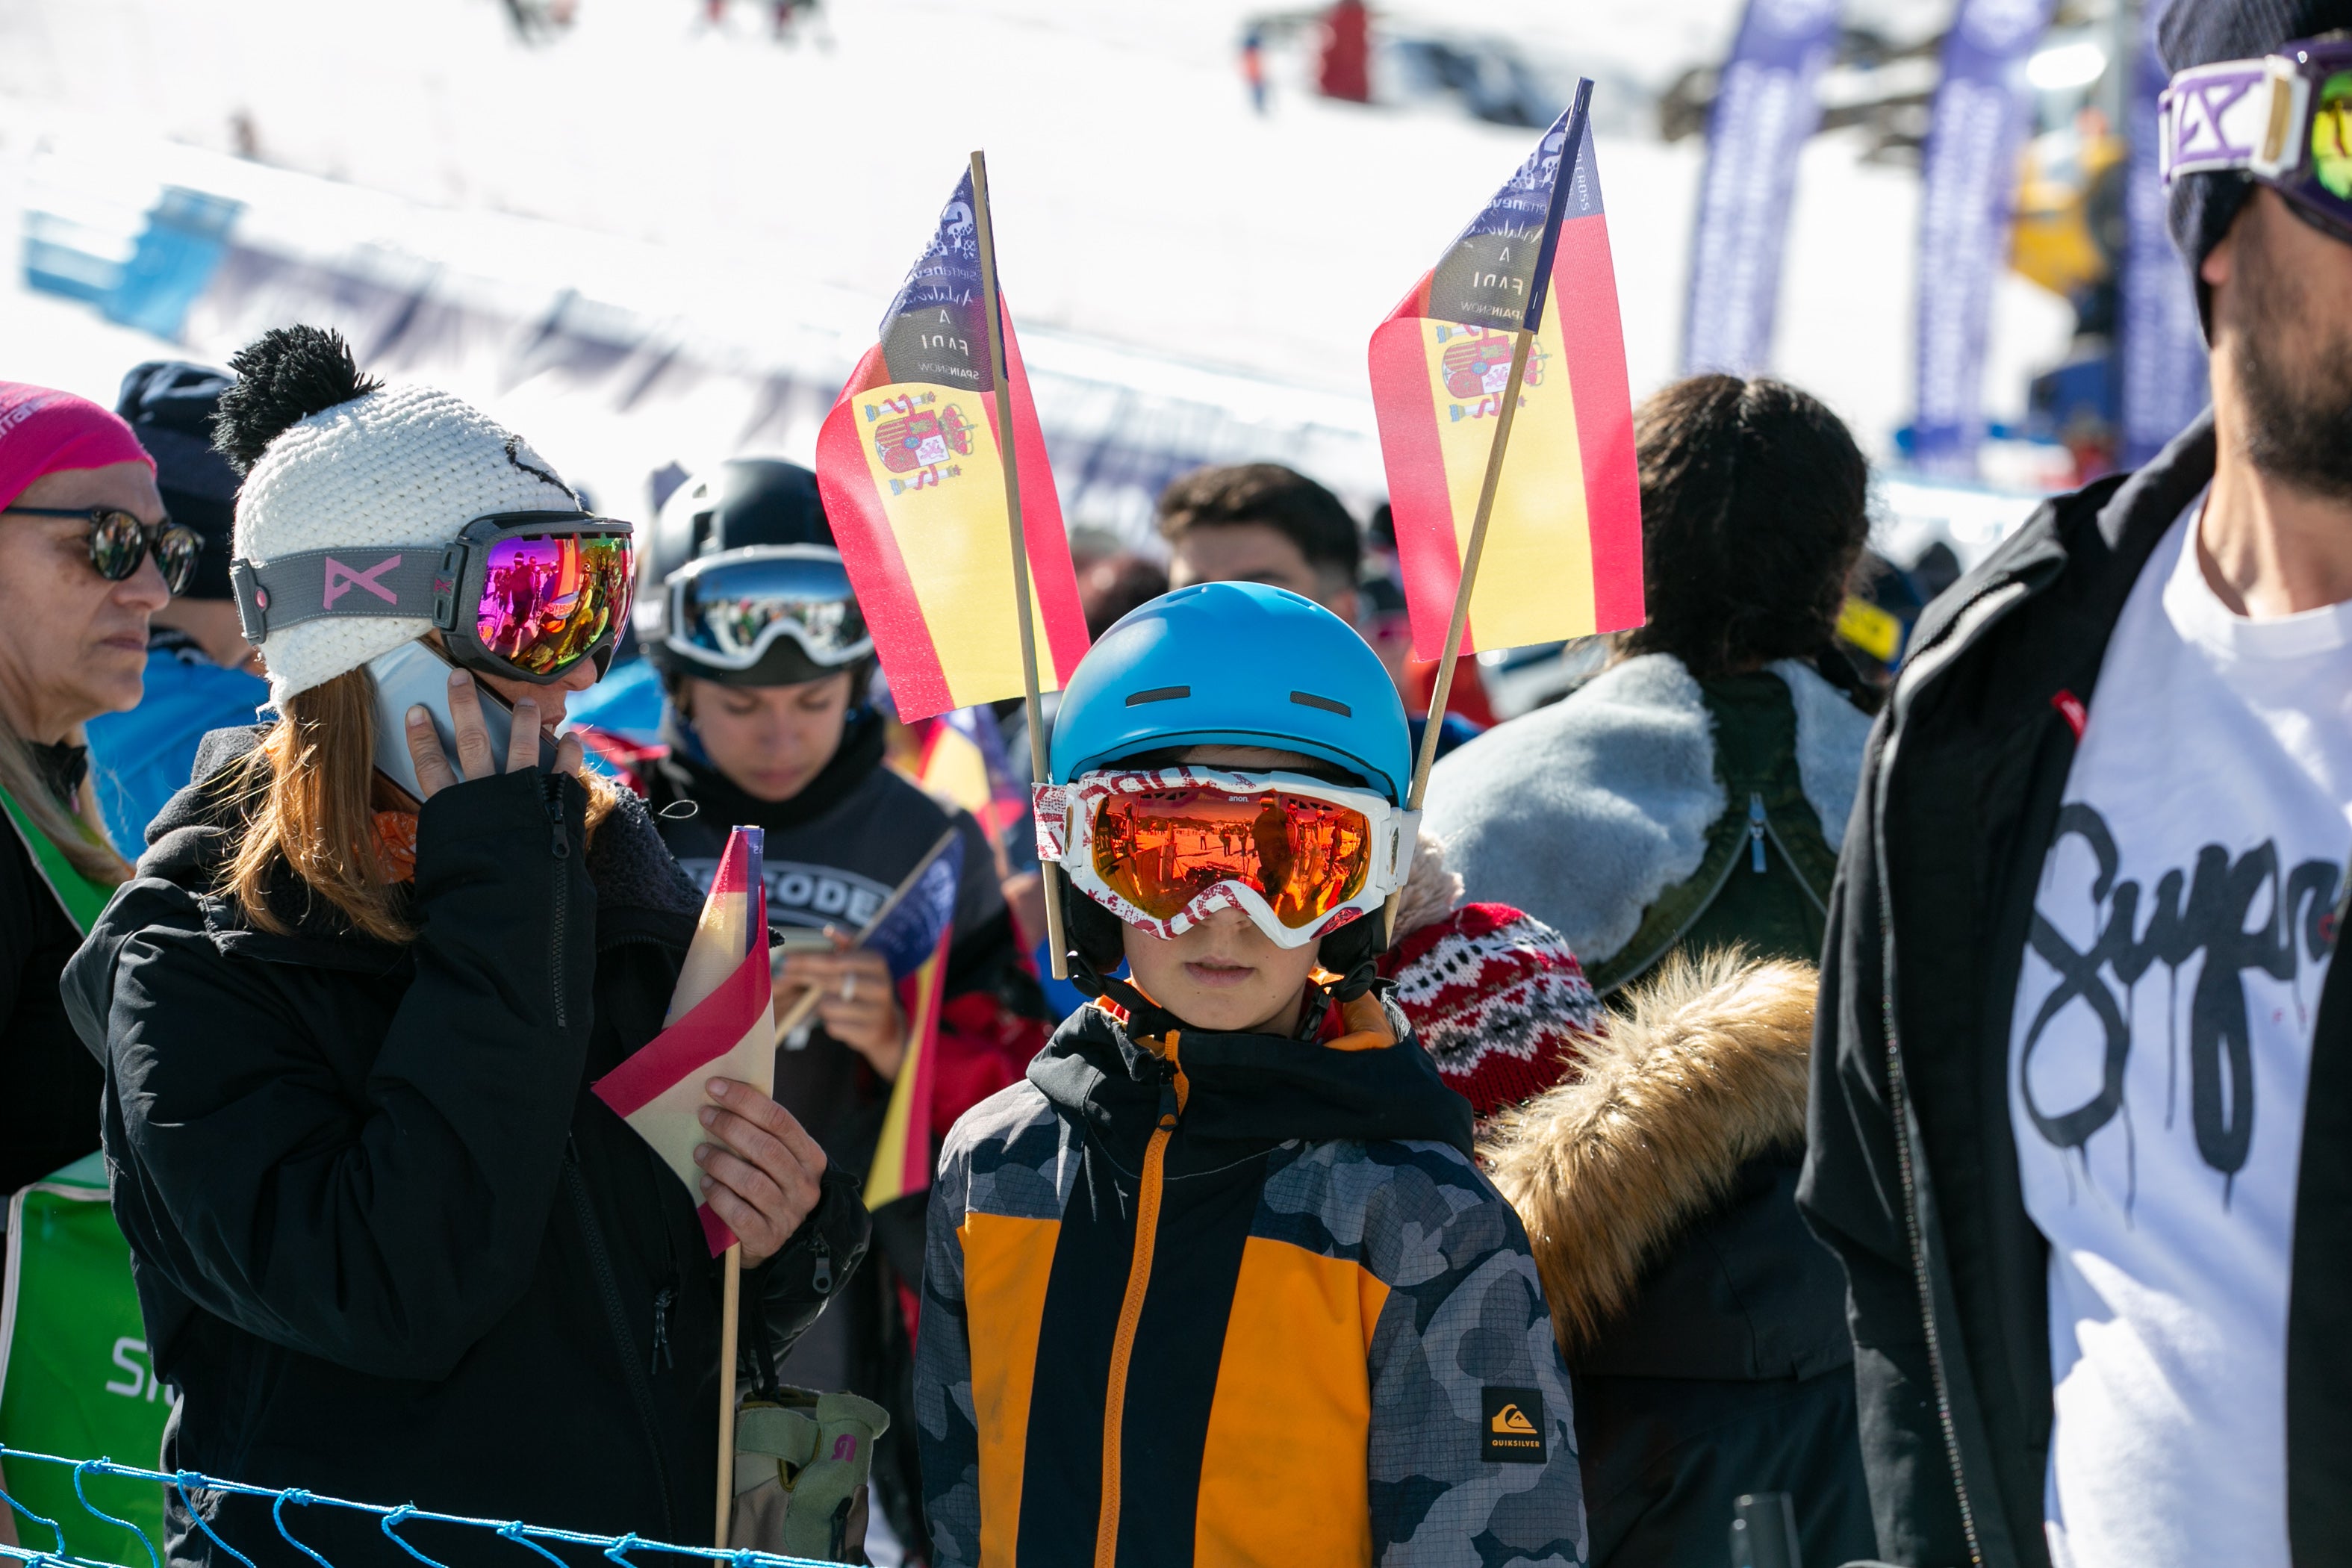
[1368,84,1644,659]
[591,827,772,1256]
[817,168,1089,723]
[909,704,1026,850]
[859,835,965,1210]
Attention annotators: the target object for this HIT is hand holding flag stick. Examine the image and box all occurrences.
[771,825,963,1045]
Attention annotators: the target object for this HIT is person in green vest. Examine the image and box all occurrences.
[0,381,178,1195]
[1422,373,1881,1568]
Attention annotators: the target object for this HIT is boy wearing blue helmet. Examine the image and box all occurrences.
[914,582,1584,1567]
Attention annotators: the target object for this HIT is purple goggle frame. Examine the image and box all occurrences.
[2161,38,2352,243]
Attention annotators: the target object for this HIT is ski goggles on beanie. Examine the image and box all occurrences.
[1033,766,1418,949]
[2163,39,2352,243]
[231,510,634,683]
[660,546,872,674]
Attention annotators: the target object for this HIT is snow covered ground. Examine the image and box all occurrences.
[0,0,2070,536]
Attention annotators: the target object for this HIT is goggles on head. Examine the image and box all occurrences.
[231,511,635,684]
[2162,38,2352,244]
[1034,767,1419,951]
[662,546,873,673]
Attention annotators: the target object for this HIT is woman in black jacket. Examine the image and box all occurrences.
[61,329,868,1568]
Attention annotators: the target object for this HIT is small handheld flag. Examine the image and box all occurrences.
[816,168,1089,724]
[912,704,1026,860]
[1367,81,1644,664]
[859,831,965,1211]
[591,826,773,1257]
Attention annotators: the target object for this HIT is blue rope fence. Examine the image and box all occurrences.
[0,1447,828,1568]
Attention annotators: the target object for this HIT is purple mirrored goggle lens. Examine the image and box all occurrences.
[474,532,634,676]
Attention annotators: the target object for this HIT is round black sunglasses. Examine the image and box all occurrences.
[3,505,202,597]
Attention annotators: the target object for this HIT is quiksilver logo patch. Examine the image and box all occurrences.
[1481,1387,1546,1463]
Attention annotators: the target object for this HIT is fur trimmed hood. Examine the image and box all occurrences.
[1481,951,1817,1357]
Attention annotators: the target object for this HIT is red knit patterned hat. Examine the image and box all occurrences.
[1379,901,1602,1120]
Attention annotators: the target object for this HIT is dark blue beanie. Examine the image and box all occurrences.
[2159,0,2352,277]
[115,361,240,600]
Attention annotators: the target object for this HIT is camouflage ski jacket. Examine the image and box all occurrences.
[914,989,1586,1567]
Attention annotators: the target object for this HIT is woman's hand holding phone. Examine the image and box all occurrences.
[404,668,583,800]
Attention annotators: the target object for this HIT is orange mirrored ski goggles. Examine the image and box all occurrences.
[1033,767,1416,948]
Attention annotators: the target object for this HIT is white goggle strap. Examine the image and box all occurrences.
[2162,57,2310,185]
[1032,782,1071,865]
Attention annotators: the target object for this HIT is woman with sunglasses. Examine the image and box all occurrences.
[570,457,1048,1559]
[0,382,185,1196]
[60,329,870,1567]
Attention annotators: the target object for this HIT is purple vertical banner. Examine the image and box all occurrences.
[1908,0,2055,476]
[1681,0,1843,376]
[2118,10,2209,466]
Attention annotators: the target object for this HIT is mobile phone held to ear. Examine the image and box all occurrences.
[367,639,556,806]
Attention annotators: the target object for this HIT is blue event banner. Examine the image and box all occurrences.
[1909,0,2055,476]
[1681,0,1843,378]
[2119,6,2209,467]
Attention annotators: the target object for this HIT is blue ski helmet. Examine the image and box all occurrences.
[1049,582,1409,803]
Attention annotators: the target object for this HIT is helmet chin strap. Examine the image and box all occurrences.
[1065,945,1387,1042]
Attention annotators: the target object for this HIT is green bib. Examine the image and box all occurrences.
[0,782,115,935]
[0,1157,170,1565]
[0,788,161,1563]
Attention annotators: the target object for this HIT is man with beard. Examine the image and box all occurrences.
[1799,4,2352,1567]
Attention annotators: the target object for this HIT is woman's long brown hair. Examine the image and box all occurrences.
[223,666,615,943]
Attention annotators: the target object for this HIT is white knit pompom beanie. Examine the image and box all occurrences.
[217,326,579,709]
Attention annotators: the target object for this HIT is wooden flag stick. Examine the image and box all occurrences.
[727,819,958,1543]
[968,149,1071,983]
[715,1243,741,1546]
[1383,323,1536,939]
[772,825,962,1045]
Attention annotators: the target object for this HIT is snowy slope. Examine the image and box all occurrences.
[0,0,2070,526]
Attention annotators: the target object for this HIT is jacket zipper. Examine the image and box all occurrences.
[809,1233,834,1296]
[1596,831,1747,999]
[564,1139,676,1540]
[1754,794,1829,920]
[650,1286,675,1375]
[1868,582,2027,1568]
[1748,791,1768,873]
[1094,1037,1183,1568]
[544,778,572,1029]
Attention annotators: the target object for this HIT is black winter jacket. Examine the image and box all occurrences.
[62,734,870,1568]
[1796,415,2352,1567]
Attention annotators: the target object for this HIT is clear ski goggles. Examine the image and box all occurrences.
[2163,39,2352,243]
[1033,767,1418,949]
[232,510,635,684]
[661,546,873,673]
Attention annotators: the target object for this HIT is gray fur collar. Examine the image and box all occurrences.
[1419,653,1868,970]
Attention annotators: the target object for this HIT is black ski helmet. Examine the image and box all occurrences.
[639,458,874,689]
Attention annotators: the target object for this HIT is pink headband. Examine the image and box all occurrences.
[0,381,156,515]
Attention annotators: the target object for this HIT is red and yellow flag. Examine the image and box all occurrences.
[1368,84,1644,658]
[856,836,965,1210]
[591,827,772,1256]
[817,169,1089,722]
